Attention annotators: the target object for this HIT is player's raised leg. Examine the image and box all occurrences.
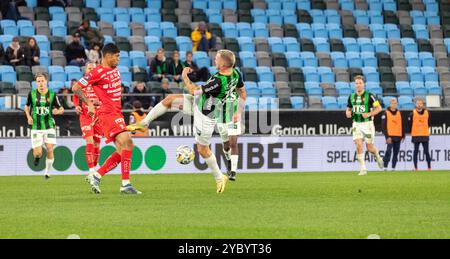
[127,94,185,131]
[366,142,384,169]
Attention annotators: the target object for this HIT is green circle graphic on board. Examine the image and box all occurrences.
[53,146,73,171]
[99,146,116,166]
[131,147,143,171]
[145,145,166,171]
[27,148,47,171]
[74,146,88,171]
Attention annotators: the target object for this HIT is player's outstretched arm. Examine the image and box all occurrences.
[182,67,198,95]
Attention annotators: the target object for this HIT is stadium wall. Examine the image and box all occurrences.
[1,110,450,137]
[0,136,449,176]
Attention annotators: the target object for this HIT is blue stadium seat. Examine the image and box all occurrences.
[285,52,302,68]
[48,66,66,82]
[237,23,253,37]
[252,23,269,38]
[317,66,334,83]
[193,52,210,68]
[327,24,343,38]
[370,24,386,38]
[283,37,300,52]
[48,81,64,92]
[396,81,413,96]
[372,38,389,53]
[114,22,131,37]
[425,81,442,95]
[309,9,326,24]
[281,10,297,25]
[411,11,426,25]
[354,10,369,25]
[207,12,223,24]
[86,0,100,8]
[267,10,283,25]
[101,0,115,8]
[34,35,50,52]
[358,38,375,52]
[325,9,341,24]
[401,38,419,52]
[237,37,255,52]
[119,51,130,66]
[303,67,319,82]
[322,96,338,110]
[383,1,397,12]
[251,9,268,24]
[259,82,276,97]
[116,13,131,23]
[192,0,207,9]
[145,22,162,37]
[346,52,363,68]
[337,96,349,109]
[413,24,429,39]
[335,82,351,96]
[296,23,313,39]
[369,11,383,24]
[221,22,238,38]
[297,0,310,10]
[290,96,304,109]
[239,51,257,68]
[300,52,318,67]
[145,36,162,52]
[118,66,132,83]
[369,1,382,12]
[223,0,237,10]
[176,36,193,52]
[398,96,415,109]
[245,97,259,111]
[313,38,330,52]
[312,23,328,38]
[256,67,274,82]
[65,66,83,81]
[342,37,359,52]
[282,1,297,11]
[208,0,222,9]
[268,37,285,53]
[245,82,260,97]
[366,82,382,95]
[19,25,35,36]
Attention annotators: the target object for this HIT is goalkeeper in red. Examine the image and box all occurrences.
[72,43,141,194]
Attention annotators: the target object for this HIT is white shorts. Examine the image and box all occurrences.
[217,121,242,143]
[31,129,57,149]
[352,121,375,144]
[194,108,217,146]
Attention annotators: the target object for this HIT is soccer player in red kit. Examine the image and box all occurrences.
[72,43,141,194]
[73,62,103,178]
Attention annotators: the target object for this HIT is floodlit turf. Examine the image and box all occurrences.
[0,171,450,239]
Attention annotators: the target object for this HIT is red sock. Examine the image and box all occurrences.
[86,144,95,169]
[93,146,100,166]
[98,152,121,176]
[121,150,132,181]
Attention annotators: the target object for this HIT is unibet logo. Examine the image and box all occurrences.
[28,145,166,172]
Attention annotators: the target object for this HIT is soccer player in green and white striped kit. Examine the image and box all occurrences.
[346,75,384,175]
[24,73,64,179]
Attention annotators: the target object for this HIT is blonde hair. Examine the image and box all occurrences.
[354,75,365,82]
[217,49,236,68]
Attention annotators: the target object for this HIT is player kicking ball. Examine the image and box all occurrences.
[24,73,64,180]
[346,75,384,175]
[126,75,246,181]
[73,43,141,194]
[73,62,103,180]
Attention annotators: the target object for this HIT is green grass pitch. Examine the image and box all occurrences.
[1,171,450,239]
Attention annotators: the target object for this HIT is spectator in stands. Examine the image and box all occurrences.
[167,50,184,83]
[0,44,6,65]
[191,22,216,52]
[183,51,210,82]
[129,101,149,137]
[149,78,171,108]
[77,20,104,49]
[59,87,74,109]
[23,37,40,67]
[65,32,87,66]
[121,85,133,109]
[87,42,102,64]
[130,82,151,109]
[1,0,28,21]
[150,48,167,81]
[5,36,24,67]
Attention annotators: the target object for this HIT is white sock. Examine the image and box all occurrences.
[122,180,130,186]
[204,154,224,181]
[223,148,231,161]
[45,158,54,175]
[89,167,96,174]
[94,172,102,179]
[141,102,168,126]
[356,153,366,171]
[231,155,238,172]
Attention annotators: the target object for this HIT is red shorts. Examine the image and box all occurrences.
[99,113,127,144]
[80,114,103,142]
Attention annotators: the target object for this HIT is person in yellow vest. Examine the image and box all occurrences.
[129,100,149,137]
[381,98,405,171]
[408,98,431,171]
[191,22,216,52]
